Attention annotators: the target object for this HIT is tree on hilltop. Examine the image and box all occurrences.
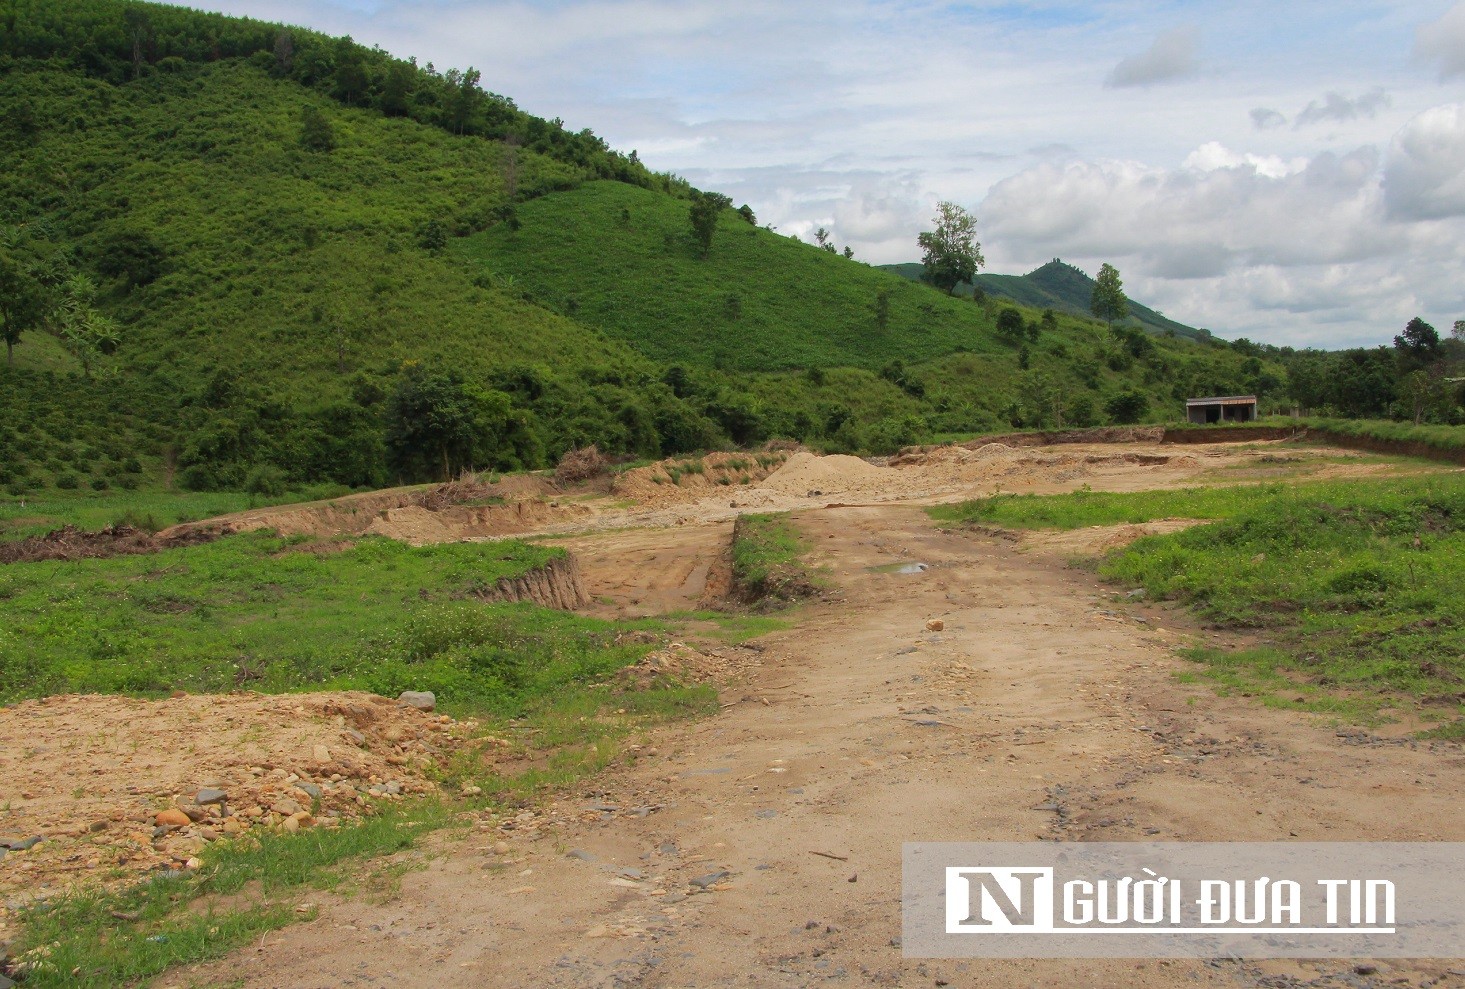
[917,201,983,294]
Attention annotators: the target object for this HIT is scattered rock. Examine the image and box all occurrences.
[2,836,42,852]
[924,619,944,632]
[397,690,436,712]
[272,799,305,817]
[690,870,730,890]
[312,745,331,764]
[566,849,597,862]
[296,782,322,801]
[179,803,209,823]
[154,809,191,828]
[491,841,509,855]
[195,788,227,806]
[1125,589,1146,600]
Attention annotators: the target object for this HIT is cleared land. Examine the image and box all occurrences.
[2,437,1462,988]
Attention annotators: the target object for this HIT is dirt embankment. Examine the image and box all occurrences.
[0,524,229,565]
[1303,428,1465,466]
[951,426,1167,448]
[160,474,565,544]
[471,553,589,610]
[611,450,792,508]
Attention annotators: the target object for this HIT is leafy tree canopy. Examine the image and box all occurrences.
[917,201,983,295]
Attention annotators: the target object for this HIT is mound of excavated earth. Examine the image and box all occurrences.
[0,691,473,911]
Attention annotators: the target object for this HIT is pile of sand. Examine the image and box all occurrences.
[757,452,894,496]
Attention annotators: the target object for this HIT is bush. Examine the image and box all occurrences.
[553,445,609,486]
[55,472,80,490]
[245,464,289,497]
[89,476,110,491]
[1105,390,1149,425]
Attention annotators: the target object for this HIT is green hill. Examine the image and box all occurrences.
[880,260,1215,341]
[456,181,1014,373]
[0,0,1284,503]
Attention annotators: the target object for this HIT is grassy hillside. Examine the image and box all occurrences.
[458,181,1014,372]
[881,259,1213,340]
[0,0,1289,501]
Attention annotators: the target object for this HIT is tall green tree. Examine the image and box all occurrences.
[1394,316,1441,372]
[995,307,1025,343]
[0,251,49,368]
[688,192,732,258]
[1090,262,1128,330]
[917,201,983,294]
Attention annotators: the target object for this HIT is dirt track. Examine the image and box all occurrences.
[168,488,1465,988]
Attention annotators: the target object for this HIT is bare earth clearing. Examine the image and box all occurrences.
[5,441,1463,987]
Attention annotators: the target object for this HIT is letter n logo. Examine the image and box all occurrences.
[946,867,1055,933]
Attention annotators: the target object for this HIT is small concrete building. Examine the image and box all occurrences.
[1186,394,1258,424]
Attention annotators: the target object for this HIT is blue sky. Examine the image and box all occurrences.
[188,0,1465,348]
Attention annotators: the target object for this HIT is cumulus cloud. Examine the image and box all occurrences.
[1251,107,1287,130]
[978,144,1386,280]
[1295,88,1392,128]
[1415,2,1465,79]
[1104,27,1199,88]
[1384,103,1465,221]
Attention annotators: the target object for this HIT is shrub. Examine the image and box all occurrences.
[245,464,289,497]
[553,445,609,486]
[55,472,80,490]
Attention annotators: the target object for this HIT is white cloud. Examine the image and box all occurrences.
[1104,27,1199,88]
[1294,88,1391,128]
[1383,103,1465,221]
[1415,2,1465,79]
[979,144,1385,277]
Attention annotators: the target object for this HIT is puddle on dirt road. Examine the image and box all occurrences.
[868,562,929,574]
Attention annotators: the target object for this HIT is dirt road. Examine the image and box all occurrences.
[170,504,1465,989]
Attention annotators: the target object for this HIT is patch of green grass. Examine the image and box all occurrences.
[10,801,448,989]
[668,609,792,644]
[0,486,355,542]
[0,532,659,712]
[1172,648,1385,723]
[928,483,1267,530]
[730,512,820,603]
[448,680,720,803]
[936,475,1465,717]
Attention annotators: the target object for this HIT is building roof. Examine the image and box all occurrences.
[1185,395,1258,407]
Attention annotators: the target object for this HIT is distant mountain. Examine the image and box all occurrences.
[879,259,1216,341]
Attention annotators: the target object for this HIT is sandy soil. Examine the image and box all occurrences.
[164,502,1465,989]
